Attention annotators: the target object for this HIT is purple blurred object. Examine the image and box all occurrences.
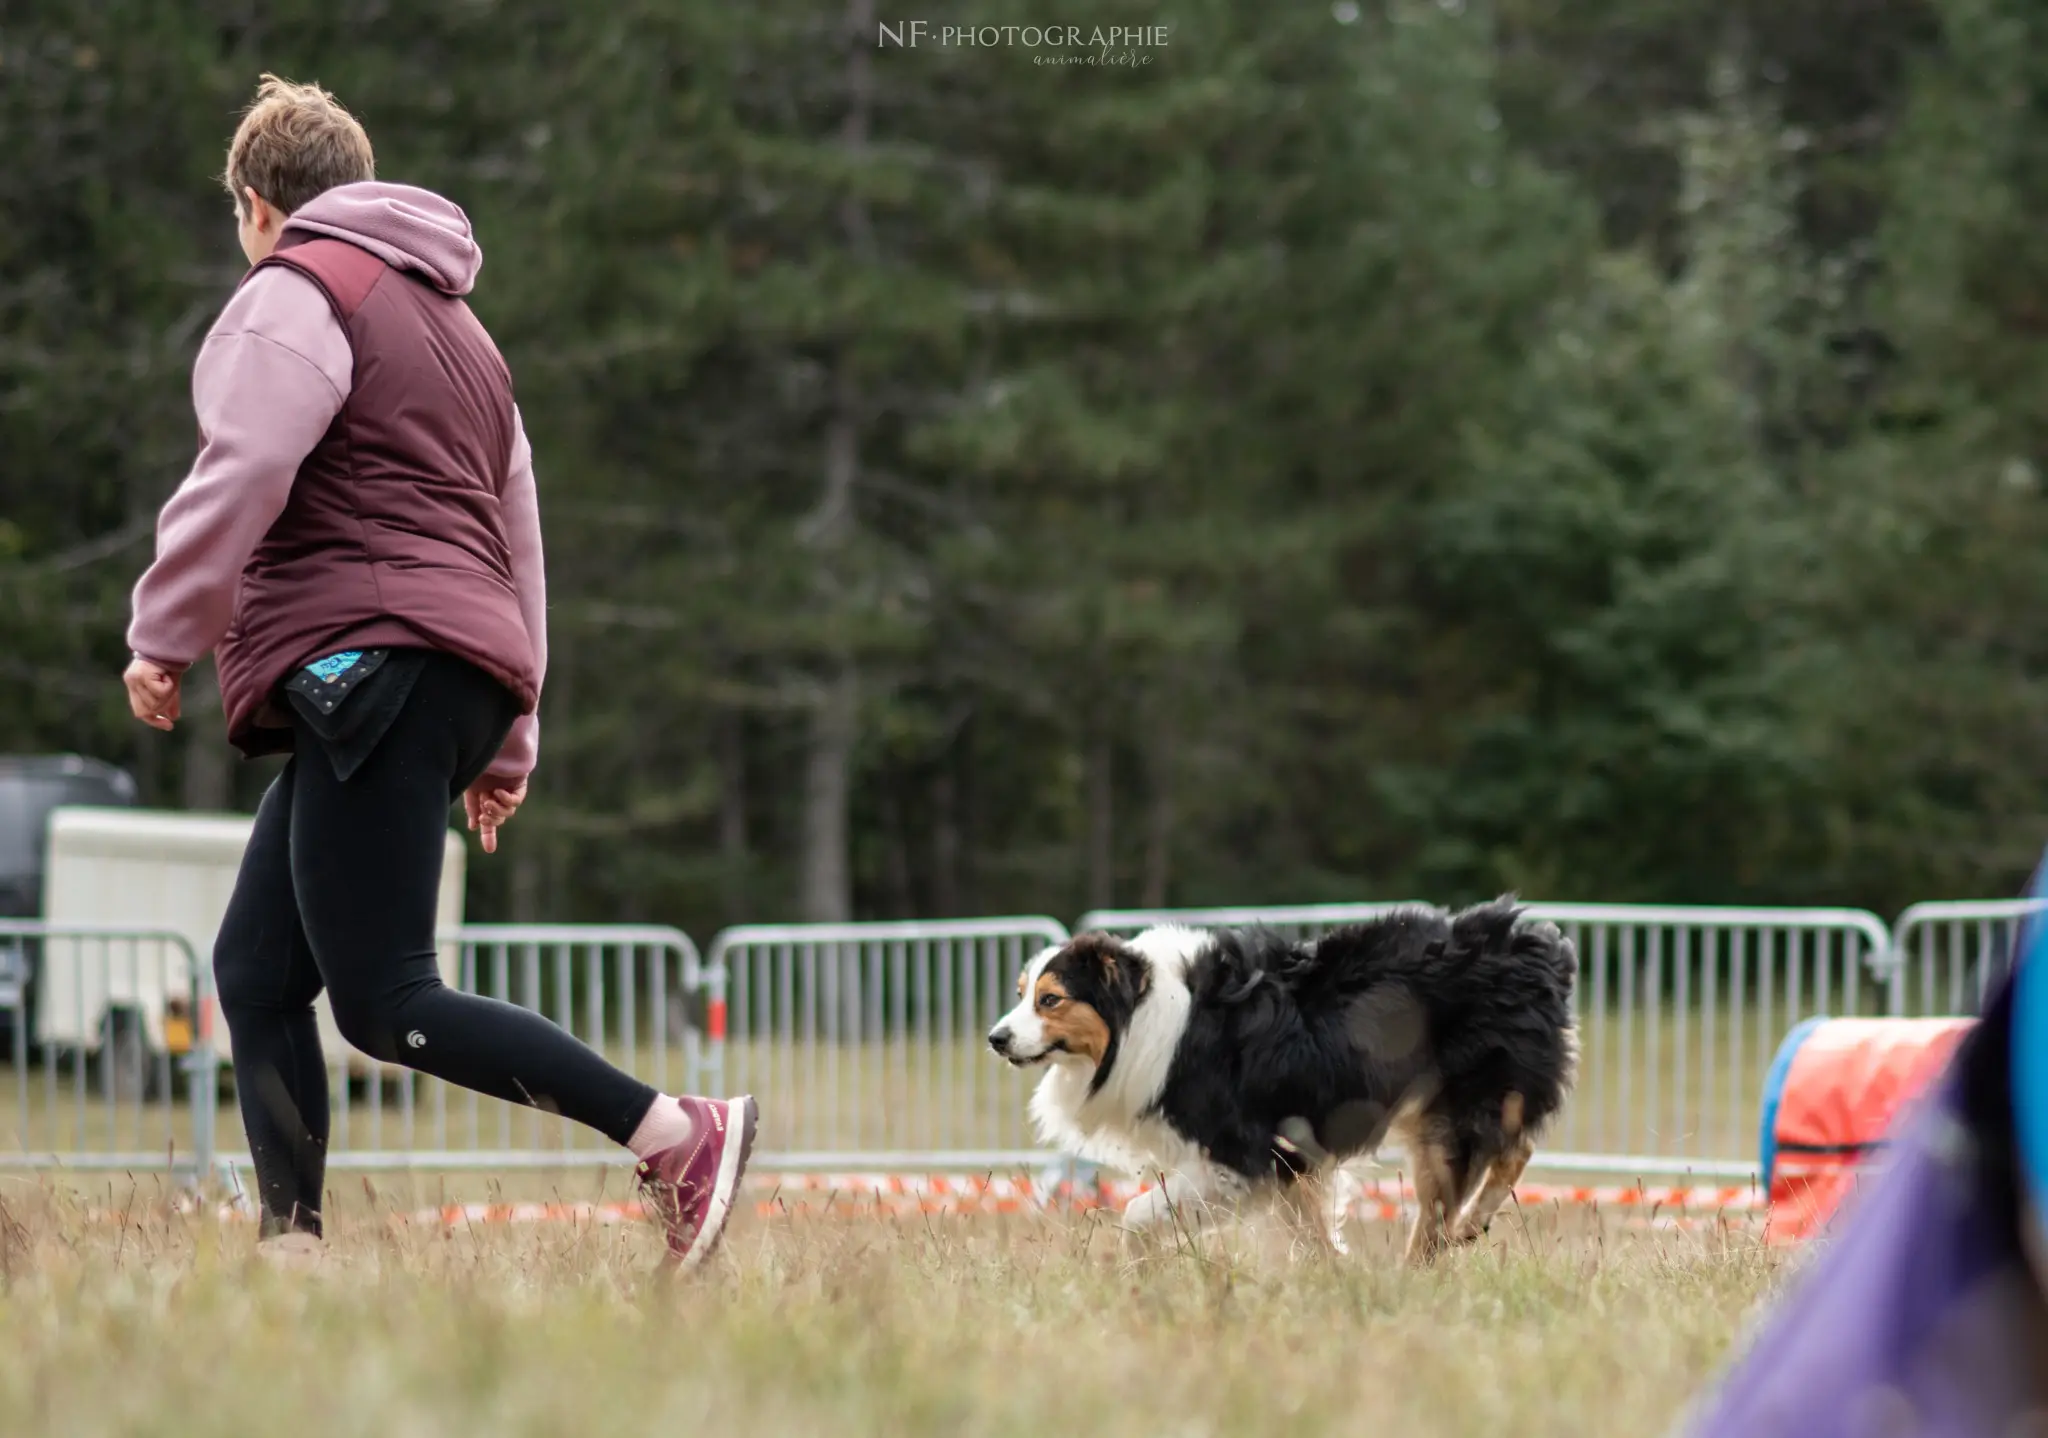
[1680,971,2048,1437]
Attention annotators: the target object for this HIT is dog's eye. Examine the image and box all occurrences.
[1038,993,1061,1010]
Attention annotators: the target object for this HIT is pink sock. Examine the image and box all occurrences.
[626,1095,701,1159]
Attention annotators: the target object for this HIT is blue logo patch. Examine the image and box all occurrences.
[305,651,364,682]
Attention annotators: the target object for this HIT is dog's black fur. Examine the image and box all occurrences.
[1036,896,1578,1221]
[1145,900,1577,1189]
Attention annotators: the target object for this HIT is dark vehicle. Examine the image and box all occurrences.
[0,756,139,1058]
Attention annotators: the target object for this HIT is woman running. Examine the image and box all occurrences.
[123,75,756,1268]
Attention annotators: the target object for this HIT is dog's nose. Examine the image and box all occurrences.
[987,1027,1012,1055]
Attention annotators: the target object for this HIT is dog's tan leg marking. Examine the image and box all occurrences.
[1453,1093,1533,1244]
[1454,1134,1534,1243]
[1402,1129,1459,1266]
[1274,1174,1347,1260]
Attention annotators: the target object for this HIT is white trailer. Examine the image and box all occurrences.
[35,807,465,1080]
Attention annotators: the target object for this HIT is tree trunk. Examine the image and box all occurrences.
[1141,723,1176,909]
[795,0,873,926]
[717,709,750,924]
[954,713,979,916]
[930,757,960,918]
[510,849,542,923]
[1085,729,1114,911]
[799,666,857,922]
[881,770,915,919]
[539,650,571,919]
[131,734,160,808]
[177,659,232,812]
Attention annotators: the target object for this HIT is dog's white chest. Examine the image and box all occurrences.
[1030,1068,1206,1178]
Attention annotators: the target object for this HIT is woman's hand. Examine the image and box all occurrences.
[464,777,528,854]
[123,658,182,731]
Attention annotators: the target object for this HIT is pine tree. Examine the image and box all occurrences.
[1394,63,1849,903]
[1790,0,2048,904]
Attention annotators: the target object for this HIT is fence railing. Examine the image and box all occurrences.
[5,899,2033,1192]
[0,922,717,1186]
[1888,900,2048,1018]
[289,924,719,1172]
[1086,902,1895,1178]
[0,919,217,1180]
[711,917,1070,1170]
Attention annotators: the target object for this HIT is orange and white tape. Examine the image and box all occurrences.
[84,1171,1764,1229]
[401,1200,648,1227]
[740,1171,1765,1221]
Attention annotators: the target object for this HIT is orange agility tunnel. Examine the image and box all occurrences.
[1758,1014,1974,1244]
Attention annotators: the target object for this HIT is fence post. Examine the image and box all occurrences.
[697,941,728,1099]
[1890,900,2048,1020]
[707,917,1071,1170]
[186,932,217,1189]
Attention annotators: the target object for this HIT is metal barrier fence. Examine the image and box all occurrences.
[281,924,720,1172]
[0,919,217,1180]
[0,922,717,1185]
[10,900,2037,1190]
[711,917,1070,1170]
[1888,900,2048,1018]
[1082,903,1895,1178]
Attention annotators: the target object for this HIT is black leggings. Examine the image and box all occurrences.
[213,651,658,1236]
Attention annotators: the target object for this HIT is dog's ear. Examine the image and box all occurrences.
[1074,932,1149,1002]
[1119,948,1151,1000]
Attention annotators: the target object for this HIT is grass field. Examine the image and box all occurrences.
[0,1178,1778,1437]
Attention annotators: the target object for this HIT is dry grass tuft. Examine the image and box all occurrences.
[0,1178,1780,1437]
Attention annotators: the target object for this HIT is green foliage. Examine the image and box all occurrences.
[1387,67,1840,902]
[5,0,2048,928]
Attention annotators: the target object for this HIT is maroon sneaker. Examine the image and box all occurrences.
[635,1095,758,1270]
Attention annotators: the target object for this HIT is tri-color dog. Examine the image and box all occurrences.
[987,898,1578,1262]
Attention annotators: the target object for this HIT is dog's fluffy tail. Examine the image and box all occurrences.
[1452,895,1582,1101]
[1451,894,1579,999]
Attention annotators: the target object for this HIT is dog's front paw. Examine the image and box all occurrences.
[1120,1184,1174,1232]
[1121,1174,1217,1235]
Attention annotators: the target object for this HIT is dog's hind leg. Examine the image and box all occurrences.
[1272,1175,1331,1259]
[1453,1133,1534,1244]
[1453,1093,1536,1244]
[1270,1168,1356,1260]
[1401,1123,1462,1266]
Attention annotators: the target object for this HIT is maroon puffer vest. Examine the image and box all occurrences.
[215,233,539,756]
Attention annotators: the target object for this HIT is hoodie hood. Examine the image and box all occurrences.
[281,181,482,296]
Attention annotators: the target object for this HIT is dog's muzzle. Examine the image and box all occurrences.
[988,1025,1045,1065]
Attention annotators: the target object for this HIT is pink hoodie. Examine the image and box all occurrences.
[127,182,546,786]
